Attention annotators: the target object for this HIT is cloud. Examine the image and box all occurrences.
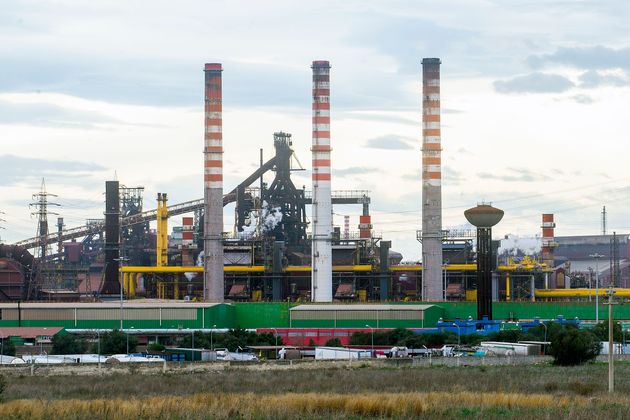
[0,155,107,186]
[0,56,312,108]
[347,14,476,75]
[443,167,463,184]
[528,46,630,70]
[334,167,377,177]
[57,198,104,209]
[365,135,414,150]
[571,94,596,104]
[399,167,462,185]
[339,111,417,126]
[578,70,629,88]
[0,98,122,128]
[477,167,550,183]
[0,56,193,106]
[494,72,574,94]
[551,168,565,176]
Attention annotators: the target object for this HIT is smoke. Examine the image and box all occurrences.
[239,213,259,238]
[184,251,204,281]
[261,201,283,231]
[236,201,283,240]
[499,234,541,256]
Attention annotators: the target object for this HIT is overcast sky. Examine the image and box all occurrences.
[1,0,629,261]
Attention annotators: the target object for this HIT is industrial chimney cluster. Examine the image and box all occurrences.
[202,58,443,303]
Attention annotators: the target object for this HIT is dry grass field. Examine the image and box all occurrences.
[1,362,630,418]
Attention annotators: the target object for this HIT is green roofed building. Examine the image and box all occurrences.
[0,326,66,346]
[288,304,443,328]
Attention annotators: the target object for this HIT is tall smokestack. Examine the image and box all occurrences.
[203,63,224,302]
[311,60,333,302]
[103,180,120,294]
[541,213,557,271]
[421,58,443,301]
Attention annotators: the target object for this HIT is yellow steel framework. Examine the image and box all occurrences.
[119,254,553,300]
[155,193,169,299]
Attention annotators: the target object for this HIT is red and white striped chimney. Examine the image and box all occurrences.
[311,60,333,302]
[181,216,195,266]
[203,63,224,302]
[421,58,444,301]
[182,217,195,247]
[541,214,557,269]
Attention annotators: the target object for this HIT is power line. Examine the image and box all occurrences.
[370,176,630,216]
[0,211,5,243]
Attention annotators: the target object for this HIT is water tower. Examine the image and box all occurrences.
[464,204,504,320]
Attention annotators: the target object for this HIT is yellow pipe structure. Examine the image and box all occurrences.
[506,272,511,301]
[156,193,169,267]
[120,265,375,274]
[129,273,136,297]
[535,288,630,298]
[155,193,169,298]
[285,265,373,272]
[498,255,552,273]
[121,263,549,275]
[122,272,129,297]
[390,265,422,271]
[333,265,373,272]
[390,264,478,272]
[389,263,549,272]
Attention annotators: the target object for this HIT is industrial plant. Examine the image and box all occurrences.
[0,58,629,340]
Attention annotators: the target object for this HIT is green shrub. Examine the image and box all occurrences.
[402,335,427,349]
[92,330,138,354]
[147,343,165,352]
[548,328,600,366]
[349,332,370,346]
[591,320,623,342]
[460,334,484,346]
[0,339,15,356]
[324,338,342,347]
[349,328,414,346]
[178,329,283,352]
[51,334,87,355]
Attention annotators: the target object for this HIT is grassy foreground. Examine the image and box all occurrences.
[0,391,617,419]
[2,363,630,418]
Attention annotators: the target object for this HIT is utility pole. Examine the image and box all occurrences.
[114,256,130,330]
[607,281,615,393]
[590,253,604,323]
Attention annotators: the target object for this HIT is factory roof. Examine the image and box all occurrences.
[0,327,64,339]
[0,301,225,309]
[290,304,435,311]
